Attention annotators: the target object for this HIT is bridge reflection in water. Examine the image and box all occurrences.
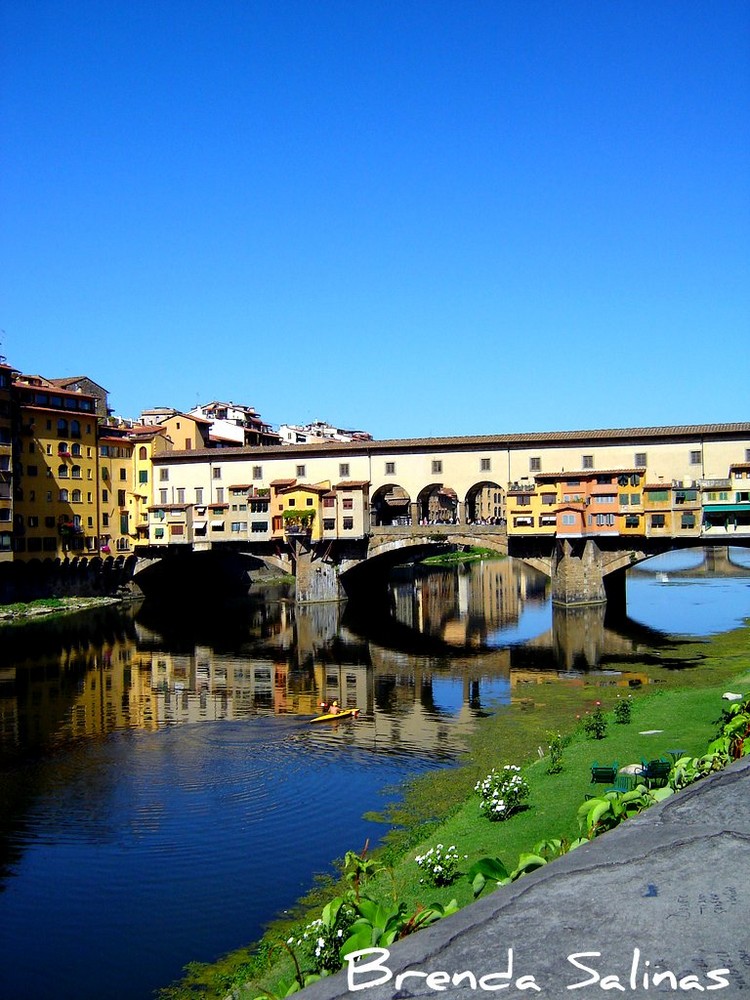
[2,551,750,1000]
[2,553,726,762]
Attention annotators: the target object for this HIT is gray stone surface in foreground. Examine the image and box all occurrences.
[298,756,750,999]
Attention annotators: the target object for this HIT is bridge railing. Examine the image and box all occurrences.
[370,523,508,536]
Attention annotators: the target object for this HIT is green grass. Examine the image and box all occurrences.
[0,597,66,613]
[158,626,750,1000]
[421,547,505,566]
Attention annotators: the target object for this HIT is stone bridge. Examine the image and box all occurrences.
[131,525,750,612]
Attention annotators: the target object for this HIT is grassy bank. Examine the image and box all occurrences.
[420,547,505,566]
[0,595,124,626]
[158,624,750,1000]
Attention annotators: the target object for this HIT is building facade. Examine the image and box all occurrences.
[12,375,100,560]
[0,361,13,561]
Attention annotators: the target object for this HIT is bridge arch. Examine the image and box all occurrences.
[370,483,412,526]
[465,480,505,524]
[416,483,458,524]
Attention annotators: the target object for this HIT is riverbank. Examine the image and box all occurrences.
[156,619,750,1000]
[0,595,127,626]
[420,547,506,567]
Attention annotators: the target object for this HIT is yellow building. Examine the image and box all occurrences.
[271,480,331,541]
[131,425,171,547]
[158,411,211,451]
[505,481,557,536]
[642,483,673,536]
[12,375,100,561]
[98,432,136,555]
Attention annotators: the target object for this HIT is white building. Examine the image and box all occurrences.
[278,420,373,446]
[190,401,280,448]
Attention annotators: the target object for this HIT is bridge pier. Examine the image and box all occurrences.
[293,541,345,604]
[551,539,607,607]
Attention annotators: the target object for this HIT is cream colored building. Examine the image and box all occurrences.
[144,423,750,543]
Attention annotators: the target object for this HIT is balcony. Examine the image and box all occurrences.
[285,525,312,538]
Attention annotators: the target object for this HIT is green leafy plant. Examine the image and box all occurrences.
[709,697,750,759]
[576,784,661,838]
[341,896,459,957]
[343,844,386,901]
[474,764,529,820]
[467,838,589,898]
[466,857,511,897]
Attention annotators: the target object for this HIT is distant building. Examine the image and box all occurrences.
[49,376,110,419]
[278,420,373,446]
[139,407,178,427]
[189,401,280,448]
[158,412,212,451]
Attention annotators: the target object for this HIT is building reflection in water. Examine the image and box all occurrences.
[1,559,670,758]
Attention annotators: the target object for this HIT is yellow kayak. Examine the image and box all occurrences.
[310,707,360,723]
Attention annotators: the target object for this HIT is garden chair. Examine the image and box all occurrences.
[641,758,671,788]
[606,773,639,794]
[590,761,619,784]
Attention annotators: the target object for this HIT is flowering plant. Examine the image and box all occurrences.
[288,898,355,973]
[414,843,462,886]
[474,765,529,821]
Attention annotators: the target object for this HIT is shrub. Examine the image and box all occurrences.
[582,702,608,740]
[613,695,633,724]
[414,843,463,886]
[475,765,530,820]
[288,898,355,974]
[546,732,565,774]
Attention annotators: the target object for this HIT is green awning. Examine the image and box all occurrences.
[702,505,750,514]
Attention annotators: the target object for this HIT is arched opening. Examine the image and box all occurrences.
[416,484,458,524]
[465,481,505,525]
[370,484,412,526]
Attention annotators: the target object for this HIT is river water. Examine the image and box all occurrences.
[1,549,749,1000]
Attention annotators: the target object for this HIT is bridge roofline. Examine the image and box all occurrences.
[152,421,750,463]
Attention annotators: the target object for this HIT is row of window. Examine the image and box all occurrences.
[12,535,98,553]
[21,392,93,413]
[24,464,103,479]
[153,516,360,538]
[518,512,700,529]
[158,484,270,504]
[25,442,91,457]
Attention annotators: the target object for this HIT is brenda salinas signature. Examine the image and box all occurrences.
[344,947,732,993]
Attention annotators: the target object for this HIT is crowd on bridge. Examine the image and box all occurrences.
[386,516,508,527]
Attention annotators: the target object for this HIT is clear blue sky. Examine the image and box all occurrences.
[2,1,748,439]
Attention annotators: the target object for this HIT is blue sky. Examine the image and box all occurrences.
[2,1,748,439]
